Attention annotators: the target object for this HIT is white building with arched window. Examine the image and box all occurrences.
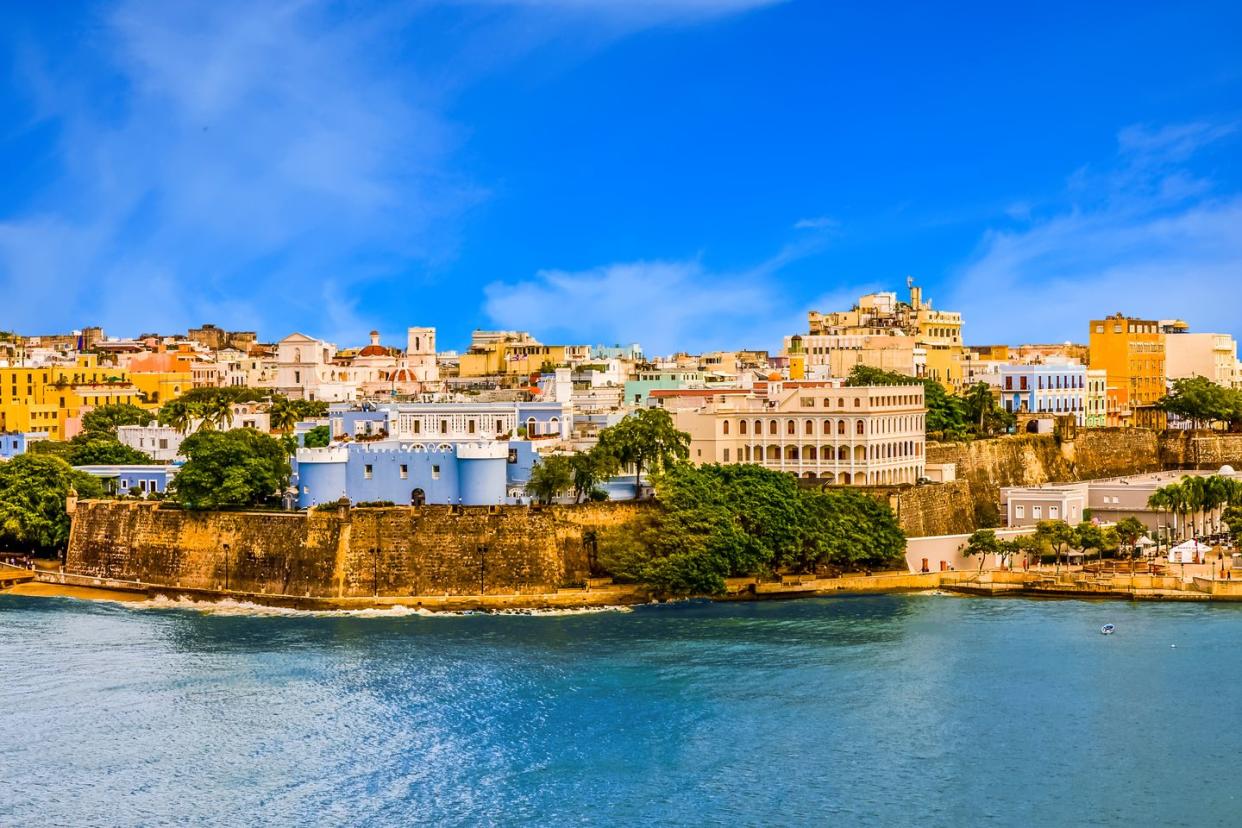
[666,379,926,486]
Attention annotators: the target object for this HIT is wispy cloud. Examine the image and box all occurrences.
[483,234,850,354]
[949,121,1242,344]
[793,216,839,231]
[0,0,473,342]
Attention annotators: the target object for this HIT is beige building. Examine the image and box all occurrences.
[801,283,965,391]
[1164,332,1238,387]
[785,333,921,380]
[669,380,926,485]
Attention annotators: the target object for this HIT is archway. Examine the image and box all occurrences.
[410,488,426,507]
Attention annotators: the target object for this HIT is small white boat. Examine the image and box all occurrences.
[1101,624,1116,635]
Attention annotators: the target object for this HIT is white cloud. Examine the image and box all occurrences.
[793,216,839,231]
[0,0,469,338]
[949,122,1242,344]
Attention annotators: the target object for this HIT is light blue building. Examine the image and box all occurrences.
[591,343,644,361]
[0,431,48,460]
[998,363,1087,426]
[622,368,705,407]
[73,464,179,496]
[297,400,564,507]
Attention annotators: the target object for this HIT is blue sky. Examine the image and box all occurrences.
[2,1,1240,354]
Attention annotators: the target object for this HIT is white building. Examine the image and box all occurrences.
[668,379,926,485]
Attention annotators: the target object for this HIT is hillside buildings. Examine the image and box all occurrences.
[790,283,965,391]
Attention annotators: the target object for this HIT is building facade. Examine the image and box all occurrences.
[670,380,926,485]
[0,431,48,460]
[1088,314,1166,429]
[998,363,1087,426]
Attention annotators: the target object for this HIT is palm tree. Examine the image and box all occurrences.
[966,382,995,434]
[199,395,234,432]
[1182,476,1207,539]
[269,397,299,435]
[158,399,197,435]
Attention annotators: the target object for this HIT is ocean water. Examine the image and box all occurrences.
[1,593,1239,827]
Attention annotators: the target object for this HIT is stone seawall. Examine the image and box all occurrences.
[65,501,650,599]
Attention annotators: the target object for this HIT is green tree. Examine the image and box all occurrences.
[158,398,200,435]
[1114,517,1147,558]
[81,403,154,437]
[596,408,690,499]
[798,485,906,572]
[169,429,290,510]
[269,397,300,434]
[0,454,104,553]
[66,437,158,467]
[1157,376,1242,431]
[303,425,331,448]
[526,455,574,504]
[1034,519,1075,570]
[1224,505,1242,543]
[199,394,235,432]
[963,528,1002,571]
[570,446,621,503]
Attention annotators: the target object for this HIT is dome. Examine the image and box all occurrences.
[1221,465,1236,475]
[767,371,782,381]
[358,330,387,356]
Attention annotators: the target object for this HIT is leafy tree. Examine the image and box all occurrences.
[176,386,267,405]
[963,528,1002,571]
[0,454,104,553]
[1157,376,1242,431]
[1004,534,1041,569]
[570,446,620,503]
[1224,505,1242,543]
[595,464,906,596]
[28,440,72,459]
[198,394,235,431]
[963,382,1015,437]
[1034,520,1076,570]
[66,437,158,466]
[81,403,154,437]
[169,429,290,510]
[1114,517,1147,557]
[797,485,906,572]
[596,408,690,499]
[303,425,331,448]
[526,455,574,504]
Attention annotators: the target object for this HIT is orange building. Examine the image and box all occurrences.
[1088,314,1166,429]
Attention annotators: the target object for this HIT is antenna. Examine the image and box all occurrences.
[906,275,914,289]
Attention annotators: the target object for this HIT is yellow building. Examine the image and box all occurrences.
[801,283,966,392]
[458,339,588,378]
[1088,314,1166,429]
[0,355,148,440]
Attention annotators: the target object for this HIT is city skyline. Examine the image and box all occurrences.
[2,1,1240,353]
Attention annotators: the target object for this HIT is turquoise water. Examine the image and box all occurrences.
[1,593,1239,827]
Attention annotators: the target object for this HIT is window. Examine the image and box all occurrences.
[496,419,504,433]
[440,420,448,434]
[1033,506,1043,519]
[801,397,815,408]
[1015,505,1025,519]
[468,420,476,434]
[722,421,730,435]
[413,421,421,434]
[364,464,373,479]
[1050,506,1060,519]
[400,464,408,479]
[159,439,168,450]
[723,448,730,462]
[431,464,441,480]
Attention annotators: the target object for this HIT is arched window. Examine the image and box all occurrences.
[856,420,865,435]
[527,416,537,436]
[823,420,832,435]
[739,420,748,435]
[723,420,730,435]
[769,420,778,436]
[786,420,796,435]
[804,420,813,435]
[837,420,846,435]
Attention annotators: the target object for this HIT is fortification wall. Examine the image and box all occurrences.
[65,501,649,598]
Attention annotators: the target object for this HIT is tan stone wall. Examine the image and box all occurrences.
[65,501,651,598]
